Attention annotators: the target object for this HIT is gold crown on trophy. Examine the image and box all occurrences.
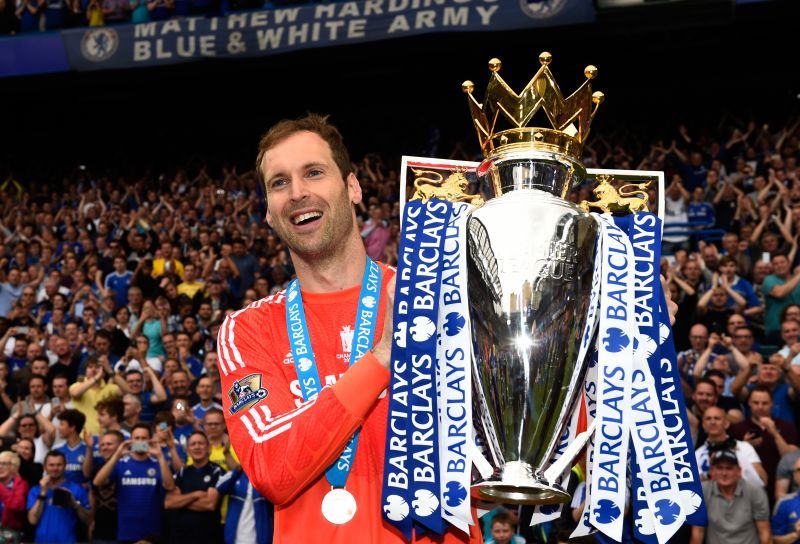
[462,51,604,162]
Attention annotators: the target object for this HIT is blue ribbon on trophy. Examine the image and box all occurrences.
[406,199,450,535]
[657,289,707,526]
[381,200,419,539]
[621,213,686,544]
[382,198,460,537]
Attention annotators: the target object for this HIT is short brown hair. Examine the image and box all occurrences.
[255,113,352,186]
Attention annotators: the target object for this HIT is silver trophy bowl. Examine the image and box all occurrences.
[468,150,598,504]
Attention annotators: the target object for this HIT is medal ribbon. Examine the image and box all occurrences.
[285,256,382,489]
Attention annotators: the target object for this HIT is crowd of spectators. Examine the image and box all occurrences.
[0,0,337,34]
[0,113,798,543]
[0,152,402,543]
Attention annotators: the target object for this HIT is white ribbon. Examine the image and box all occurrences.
[436,202,473,534]
[589,215,635,542]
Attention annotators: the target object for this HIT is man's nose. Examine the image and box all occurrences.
[288,176,310,201]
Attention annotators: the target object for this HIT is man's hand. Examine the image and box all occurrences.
[759,416,778,436]
[661,275,678,326]
[372,276,396,370]
[39,474,50,490]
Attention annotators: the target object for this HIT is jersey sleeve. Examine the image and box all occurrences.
[217,304,390,506]
[215,469,238,495]
[772,500,790,536]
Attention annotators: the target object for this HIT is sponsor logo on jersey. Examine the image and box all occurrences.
[228,373,268,415]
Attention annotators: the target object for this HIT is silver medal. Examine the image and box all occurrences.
[321,487,357,525]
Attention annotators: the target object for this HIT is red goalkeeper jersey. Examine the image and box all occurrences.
[218,264,481,543]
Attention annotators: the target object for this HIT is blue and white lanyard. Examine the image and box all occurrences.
[285,257,382,488]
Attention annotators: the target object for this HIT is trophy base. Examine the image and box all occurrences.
[470,461,571,505]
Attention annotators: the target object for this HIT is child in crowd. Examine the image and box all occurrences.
[486,511,526,544]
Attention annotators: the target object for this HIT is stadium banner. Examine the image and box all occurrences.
[59,0,594,72]
[0,33,71,77]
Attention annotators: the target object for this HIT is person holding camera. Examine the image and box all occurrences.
[92,423,175,542]
[731,386,799,503]
[26,450,90,544]
[68,356,127,436]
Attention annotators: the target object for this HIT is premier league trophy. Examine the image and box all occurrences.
[463,52,604,505]
[384,52,704,542]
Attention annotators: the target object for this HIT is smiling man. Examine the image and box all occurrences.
[217,114,479,543]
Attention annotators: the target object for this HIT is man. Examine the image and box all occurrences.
[49,374,73,445]
[5,333,29,373]
[93,423,175,542]
[217,114,478,542]
[152,241,184,280]
[86,430,124,544]
[230,237,259,294]
[722,232,753,281]
[692,449,770,544]
[216,468,274,544]
[26,451,91,544]
[177,263,205,300]
[11,375,52,418]
[704,369,744,423]
[730,386,799,501]
[732,353,800,424]
[95,398,129,439]
[168,369,192,399]
[773,457,800,543]
[778,317,800,366]
[176,332,203,378]
[678,323,713,395]
[763,253,800,337]
[171,397,197,448]
[124,365,167,423]
[121,393,142,432]
[731,325,763,368]
[47,335,80,385]
[192,376,222,422]
[195,408,237,471]
[165,431,223,543]
[361,204,391,261]
[698,287,737,334]
[103,256,134,309]
[688,378,721,446]
[53,409,88,486]
[0,267,25,317]
[695,406,767,487]
[68,357,125,435]
[717,256,761,313]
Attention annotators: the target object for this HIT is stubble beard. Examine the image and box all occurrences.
[275,189,356,265]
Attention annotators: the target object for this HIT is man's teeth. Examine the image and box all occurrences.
[293,212,322,225]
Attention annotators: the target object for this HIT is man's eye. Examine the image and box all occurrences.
[270,178,287,189]
[308,169,323,178]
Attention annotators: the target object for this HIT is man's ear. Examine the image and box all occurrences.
[347,173,363,205]
[265,208,273,228]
